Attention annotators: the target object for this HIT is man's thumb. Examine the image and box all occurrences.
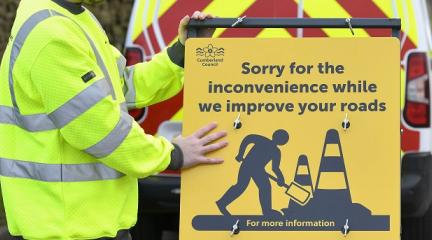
[180,15,190,29]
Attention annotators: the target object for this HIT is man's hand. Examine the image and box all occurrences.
[178,11,216,45]
[173,122,228,169]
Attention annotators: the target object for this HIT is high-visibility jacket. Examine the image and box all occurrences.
[0,0,184,239]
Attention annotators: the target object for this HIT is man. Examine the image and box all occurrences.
[0,0,227,239]
[216,130,289,216]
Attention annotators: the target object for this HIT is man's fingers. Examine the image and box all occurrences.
[191,11,213,20]
[202,141,228,154]
[200,157,224,164]
[193,122,217,138]
[199,13,214,20]
[198,12,206,20]
[191,11,200,19]
[200,131,227,145]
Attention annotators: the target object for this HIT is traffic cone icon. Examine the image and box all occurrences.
[314,129,352,204]
[287,154,314,208]
[293,155,314,198]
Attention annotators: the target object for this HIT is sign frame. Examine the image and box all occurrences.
[187,17,401,39]
[182,18,401,240]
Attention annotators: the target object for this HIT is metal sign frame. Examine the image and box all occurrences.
[187,18,401,38]
[182,17,402,239]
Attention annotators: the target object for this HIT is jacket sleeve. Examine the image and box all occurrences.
[30,25,175,178]
[112,41,184,110]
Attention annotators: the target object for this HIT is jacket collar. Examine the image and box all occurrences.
[52,0,85,15]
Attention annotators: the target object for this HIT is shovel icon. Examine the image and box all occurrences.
[268,173,312,205]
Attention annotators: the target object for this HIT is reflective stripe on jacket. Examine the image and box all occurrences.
[0,0,184,239]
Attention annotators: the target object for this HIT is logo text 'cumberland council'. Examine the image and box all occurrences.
[196,44,224,67]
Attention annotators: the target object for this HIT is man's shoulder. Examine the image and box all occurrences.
[33,15,88,44]
[11,10,90,73]
[14,14,89,64]
[13,1,88,48]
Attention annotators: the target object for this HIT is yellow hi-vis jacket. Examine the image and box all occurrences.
[0,0,184,239]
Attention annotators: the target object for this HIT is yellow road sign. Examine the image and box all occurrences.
[181,38,400,240]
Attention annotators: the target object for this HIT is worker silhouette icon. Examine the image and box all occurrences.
[193,129,390,231]
[216,129,289,217]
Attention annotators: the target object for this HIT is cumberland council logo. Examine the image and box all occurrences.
[196,44,224,67]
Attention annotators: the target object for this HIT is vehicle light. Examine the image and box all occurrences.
[403,52,430,127]
[125,47,144,66]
